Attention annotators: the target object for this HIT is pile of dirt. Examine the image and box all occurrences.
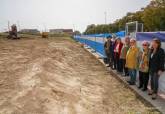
[0,37,159,114]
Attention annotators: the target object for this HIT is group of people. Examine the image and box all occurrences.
[104,36,165,100]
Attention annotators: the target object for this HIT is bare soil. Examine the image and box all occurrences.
[0,36,159,114]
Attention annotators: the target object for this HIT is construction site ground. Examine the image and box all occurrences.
[0,35,160,114]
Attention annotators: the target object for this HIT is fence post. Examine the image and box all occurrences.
[94,36,96,52]
[84,36,86,46]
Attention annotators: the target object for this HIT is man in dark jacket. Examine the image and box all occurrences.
[111,37,116,69]
[104,36,112,67]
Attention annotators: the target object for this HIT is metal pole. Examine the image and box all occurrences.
[94,26,96,52]
[135,21,138,39]
[73,24,75,33]
[8,21,10,32]
[125,24,127,36]
[141,23,144,32]
[17,21,20,32]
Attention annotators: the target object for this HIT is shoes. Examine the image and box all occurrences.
[138,86,142,89]
[111,67,115,70]
[152,94,157,100]
[127,81,135,85]
[125,74,129,77]
[142,88,147,91]
[127,81,131,84]
[125,73,129,76]
[148,91,153,95]
[129,82,135,85]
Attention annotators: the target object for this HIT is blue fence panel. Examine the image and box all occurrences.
[74,35,106,57]
[85,39,106,56]
[75,37,85,44]
[84,39,96,50]
[115,31,125,37]
[95,41,105,56]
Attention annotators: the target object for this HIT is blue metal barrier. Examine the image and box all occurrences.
[74,36,106,57]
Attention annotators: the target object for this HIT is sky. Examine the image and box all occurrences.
[0,0,151,32]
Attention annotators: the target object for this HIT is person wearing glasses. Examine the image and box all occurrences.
[126,38,140,85]
[138,41,150,91]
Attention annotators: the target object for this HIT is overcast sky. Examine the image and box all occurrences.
[0,0,151,32]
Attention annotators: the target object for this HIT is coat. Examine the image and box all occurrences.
[125,46,140,69]
[120,44,130,59]
[149,48,165,74]
[114,42,123,59]
[104,40,111,54]
[139,49,150,73]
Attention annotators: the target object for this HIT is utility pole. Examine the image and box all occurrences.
[17,21,20,32]
[104,12,107,43]
[73,24,75,32]
[8,21,10,32]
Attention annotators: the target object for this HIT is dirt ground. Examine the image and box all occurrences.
[0,36,160,114]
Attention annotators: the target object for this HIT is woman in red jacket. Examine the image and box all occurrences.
[114,38,123,72]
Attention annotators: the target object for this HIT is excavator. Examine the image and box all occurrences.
[41,32,48,38]
[7,24,20,39]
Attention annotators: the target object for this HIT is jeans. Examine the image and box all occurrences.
[129,69,137,84]
[150,72,160,94]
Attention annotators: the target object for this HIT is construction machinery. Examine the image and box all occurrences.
[42,32,48,38]
[7,24,20,39]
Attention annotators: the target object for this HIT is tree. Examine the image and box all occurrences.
[142,0,165,31]
[73,30,81,35]
[84,0,165,34]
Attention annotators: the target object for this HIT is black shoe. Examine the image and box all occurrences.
[125,74,129,77]
[148,91,153,95]
[152,97,156,100]
[129,82,135,85]
[142,88,147,91]
[138,86,142,89]
[127,81,135,85]
[126,73,129,76]
[152,94,157,100]
[127,81,131,84]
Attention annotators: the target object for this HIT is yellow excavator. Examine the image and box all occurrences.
[41,32,48,38]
